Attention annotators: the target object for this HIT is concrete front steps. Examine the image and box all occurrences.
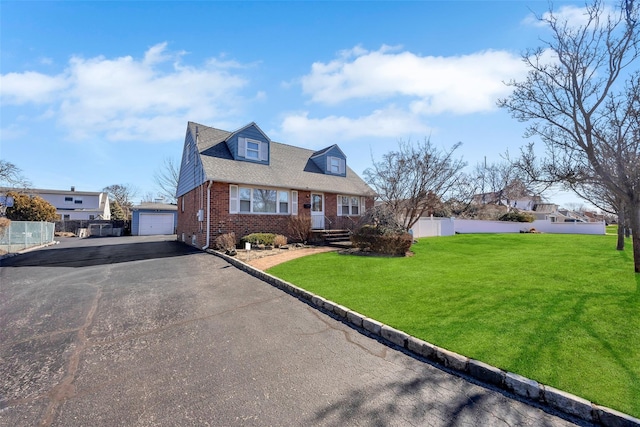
[318,229,352,248]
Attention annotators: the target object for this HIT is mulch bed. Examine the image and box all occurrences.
[231,244,312,263]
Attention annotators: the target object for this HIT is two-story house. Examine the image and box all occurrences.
[1,187,111,221]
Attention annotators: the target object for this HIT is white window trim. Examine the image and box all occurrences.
[246,140,260,159]
[337,195,366,216]
[229,185,294,215]
[326,156,346,175]
[238,137,268,162]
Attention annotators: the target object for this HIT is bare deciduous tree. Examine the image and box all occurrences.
[498,0,640,272]
[0,160,31,188]
[473,156,539,210]
[153,157,179,204]
[103,184,138,219]
[364,138,467,231]
[568,172,630,249]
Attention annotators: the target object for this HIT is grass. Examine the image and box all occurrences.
[267,233,640,417]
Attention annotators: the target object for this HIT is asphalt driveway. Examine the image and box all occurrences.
[0,236,585,426]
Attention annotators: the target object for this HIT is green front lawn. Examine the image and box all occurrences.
[267,233,640,417]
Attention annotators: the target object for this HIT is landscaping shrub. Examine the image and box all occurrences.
[354,205,405,234]
[288,214,312,243]
[273,234,287,247]
[349,205,412,256]
[241,233,276,246]
[498,210,535,222]
[214,232,236,251]
[351,225,413,256]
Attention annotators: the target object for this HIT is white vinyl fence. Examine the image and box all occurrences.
[411,217,456,238]
[0,221,55,253]
[411,217,605,238]
[454,219,605,235]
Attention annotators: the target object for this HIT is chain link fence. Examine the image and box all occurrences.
[0,221,55,254]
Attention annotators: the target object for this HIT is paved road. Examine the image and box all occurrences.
[0,236,586,426]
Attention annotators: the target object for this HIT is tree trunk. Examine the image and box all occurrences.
[632,203,640,274]
[617,209,626,251]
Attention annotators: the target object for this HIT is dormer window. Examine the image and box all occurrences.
[246,140,260,160]
[329,157,340,174]
[238,137,268,162]
[326,156,345,175]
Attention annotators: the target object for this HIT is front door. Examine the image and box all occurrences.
[310,193,324,229]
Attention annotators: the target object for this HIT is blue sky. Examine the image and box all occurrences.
[1,1,602,205]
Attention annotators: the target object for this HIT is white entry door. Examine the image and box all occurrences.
[310,193,324,229]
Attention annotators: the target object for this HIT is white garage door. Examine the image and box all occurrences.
[139,213,175,235]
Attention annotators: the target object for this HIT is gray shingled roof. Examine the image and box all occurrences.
[132,203,177,211]
[189,122,374,196]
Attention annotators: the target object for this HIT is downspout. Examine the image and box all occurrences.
[202,180,213,250]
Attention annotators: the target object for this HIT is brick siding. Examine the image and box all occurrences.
[177,181,373,248]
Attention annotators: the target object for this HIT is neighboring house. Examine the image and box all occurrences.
[472,191,542,211]
[558,209,588,223]
[533,204,601,223]
[1,187,111,221]
[532,203,559,222]
[584,211,605,223]
[131,203,178,236]
[175,121,375,248]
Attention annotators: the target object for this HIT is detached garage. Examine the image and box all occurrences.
[131,203,178,236]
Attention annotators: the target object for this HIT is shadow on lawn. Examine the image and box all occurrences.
[511,283,639,417]
[308,364,581,427]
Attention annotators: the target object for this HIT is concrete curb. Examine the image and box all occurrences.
[210,249,640,427]
[0,240,59,261]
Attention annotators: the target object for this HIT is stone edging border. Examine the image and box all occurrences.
[209,249,640,427]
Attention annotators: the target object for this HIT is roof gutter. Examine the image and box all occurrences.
[202,180,213,251]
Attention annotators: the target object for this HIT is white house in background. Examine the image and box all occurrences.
[2,187,111,221]
[532,203,559,222]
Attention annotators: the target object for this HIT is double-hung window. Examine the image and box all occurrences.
[238,137,268,162]
[338,195,364,216]
[230,185,291,214]
[246,140,260,160]
[279,192,289,213]
[326,156,345,175]
[330,157,340,174]
[239,188,251,213]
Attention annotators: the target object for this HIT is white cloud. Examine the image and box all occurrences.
[0,71,69,104]
[523,4,617,28]
[0,124,27,140]
[300,46,526,114]
[1,43,252,142]
[278,107,432,147]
